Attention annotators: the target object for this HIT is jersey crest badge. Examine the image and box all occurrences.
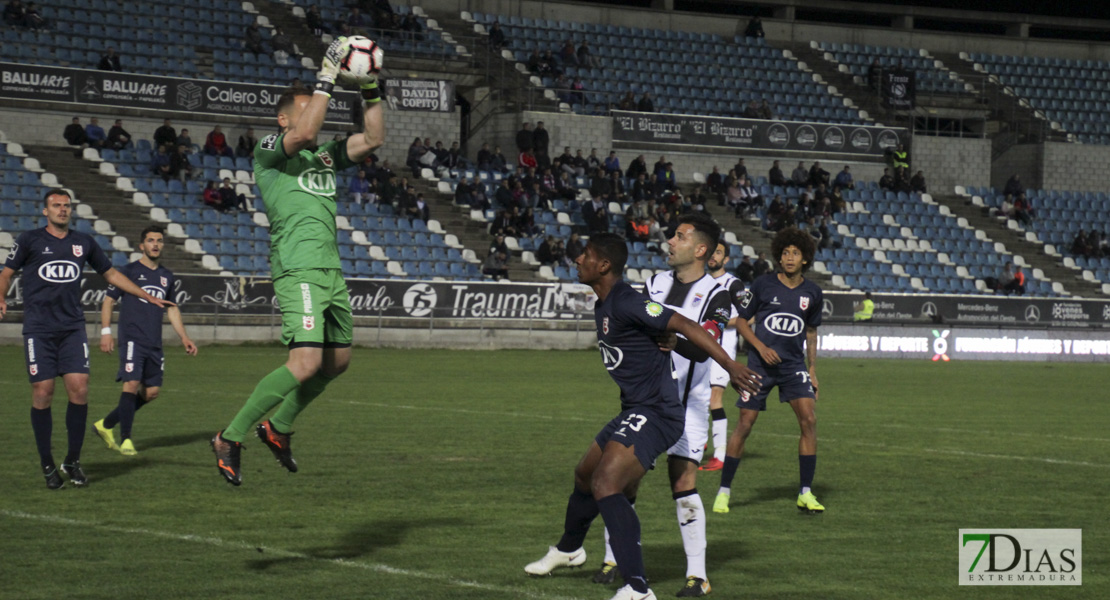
[645,301,664,317]
[72,245,83,257]
[318,151,334,167]
[125,362,133,373]
[303,316,315,330]
[800,296,810,310]
[161,276,168,287]
[29,364,38,376]
[692,293,704,307]
[602,316,609,334]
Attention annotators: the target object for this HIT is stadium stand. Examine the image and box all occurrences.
[814,42,973,95]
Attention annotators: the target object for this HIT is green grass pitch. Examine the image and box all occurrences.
[0,346,1105,599]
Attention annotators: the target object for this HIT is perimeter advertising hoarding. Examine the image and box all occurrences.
[0,62,359,124]
[612,110,907,157]
[815,324,1110,362]
[820,292,1110,329]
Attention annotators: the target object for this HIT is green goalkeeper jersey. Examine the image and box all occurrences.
[253,132,356,276]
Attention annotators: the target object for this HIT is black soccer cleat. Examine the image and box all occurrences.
[256,420,298,473]
[592,562,618,584]
[42,464,64,490]
[211,431,243,486]
[59,461,88,487]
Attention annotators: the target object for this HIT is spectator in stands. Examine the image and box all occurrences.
[202,180,221,211]
[618,91,636,111]
[603,151,622,177]
[204,126,235,158]
[151,144,171,180]
[586,149,603,174]
[910,170,927,193]
[656,162,676,196]
[176,128,194,152]
[532,121,550,160]
[482,251,509,280]
[169,144,195,182]
[638,92,655,112]
[833,165,854,190]
[817,217,833,250]
[516,207,538,237]
[63,116,89,151]
[488,20,507,49]
[345,7,367,35]
[867,58,883,90]
[371,0,398,30]
[244,23,265,54]
[518,148,538,170]
[475,142,494,171]
[305,4,329,35]
[488,145,508,172]
[21,1,46,28]
[1003,174,1023,198]
[768,160,786,187]
[1012,194,1035,225]
[744,16,764,38]
[742,100,760,118]
[894,168,912,193]
[879,167,894,191]
[759,99,774,119]
[515,122,533,153]
[271,27,299,61]
[444,141,466,170]
[1002,265,1026,296]
[536,235,558,265]
[98,47,121,71]
[808,161,830,187]
[85,117,106,149]
[791,161,808,187]
[404,192,429,223]
[429,140,449,167]
[827,185,845,214]
[399,14,423,41]
[526,50,543,74]
[582,195,608,234]
[558,40,578,66]
[577,40,596,69]
[732,157,748,180]
[3,0,24,27]
[153,118,176,150]
[219,177,247,212]
[734,255,755,283]
[994,262,1012,291]
[889,143,909,170]
[405,137,427,176]
[739,176,763,217]
[453,177,474,206]
[565,232,584,263]
[724,174,742,213]
[349,169,373,205]
[1072,230,1093,258]
[765,196,786,231]
[704,166,724,202]
[489,211,516,237]
[751,252,771,278]
[106,119,132,150]
[236,127,257,159]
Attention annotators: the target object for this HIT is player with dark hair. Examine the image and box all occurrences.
[702,240,746,473]
[211,37,385,486]
[713,226,825,514]
[525,233,761,600]
[0,189,171,488]
[93,225,197,456]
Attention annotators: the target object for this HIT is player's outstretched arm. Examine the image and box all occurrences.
[99,295,116,353]
[167,305,197,356]
[0,266,13,319]
[806,326,818,399]
[283,37,351,156]
[103,268,173,309]
[347,100,385,163]
[667,312,761,395]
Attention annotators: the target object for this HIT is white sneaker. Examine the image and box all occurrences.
[524,546,587,575]
[609,584,657,600]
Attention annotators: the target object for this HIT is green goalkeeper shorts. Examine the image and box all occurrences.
[273,269,353,347]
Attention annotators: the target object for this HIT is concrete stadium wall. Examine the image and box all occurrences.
[912,136,991,196]
[382,106,460,170]
[1041,143,1110,194]
[991,143,1042,192]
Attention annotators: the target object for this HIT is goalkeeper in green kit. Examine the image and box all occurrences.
[211,37,385,485]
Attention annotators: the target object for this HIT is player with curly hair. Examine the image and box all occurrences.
[712,226,827,514]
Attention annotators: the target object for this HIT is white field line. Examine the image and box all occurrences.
[0,510,586,600]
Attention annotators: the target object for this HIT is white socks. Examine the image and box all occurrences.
[711,418,727,461]
[675,492,707,580]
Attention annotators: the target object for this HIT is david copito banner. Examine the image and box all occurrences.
[381,78,455,112]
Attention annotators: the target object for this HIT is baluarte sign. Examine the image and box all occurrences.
[0,61,359,124]
[612,110,906,156]
[382,78,455,112]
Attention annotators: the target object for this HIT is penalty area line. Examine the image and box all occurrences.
[0,510,586,600]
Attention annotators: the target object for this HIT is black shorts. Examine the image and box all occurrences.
[595,406,684,472]
[116,340,164,387]
[23,329,89,383]
[736,362,816,411]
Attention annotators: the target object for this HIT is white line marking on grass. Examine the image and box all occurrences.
[0,510,586,600]
[867,422,1110,444]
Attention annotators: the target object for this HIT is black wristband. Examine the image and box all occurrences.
[315,81,334,95]
[361,85,381,103]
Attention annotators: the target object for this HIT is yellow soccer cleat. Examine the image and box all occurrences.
[119,438,138,456]
[92,419,119,451]
[676,576,711,597]
[712,491,730,514]
[797,491,825,513]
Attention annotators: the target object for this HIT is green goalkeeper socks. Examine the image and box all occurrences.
[270,372,335,434]
[223,366,300,442]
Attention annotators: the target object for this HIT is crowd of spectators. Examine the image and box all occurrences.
[1070,229,1107,258]
[3,0,48,30]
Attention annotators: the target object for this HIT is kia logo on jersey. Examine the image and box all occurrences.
[763,312,805,336]
[38,260,81,283]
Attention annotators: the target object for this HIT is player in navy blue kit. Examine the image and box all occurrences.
[524,233,761,600]
[0,190,171,489]
[93,226,197,457]
[712,227,824,514]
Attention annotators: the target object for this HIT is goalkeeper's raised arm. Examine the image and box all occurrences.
[279,37,353,157]
[345,44,385,162]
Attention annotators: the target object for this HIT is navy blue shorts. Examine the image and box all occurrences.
[735,362,816,411]
[116,340,164,387]
[23,329,90,383]
[595,406,684,472]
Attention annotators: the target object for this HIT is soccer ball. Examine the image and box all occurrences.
[340,36,383,81]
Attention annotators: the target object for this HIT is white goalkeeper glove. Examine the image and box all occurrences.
[316,36,350,93]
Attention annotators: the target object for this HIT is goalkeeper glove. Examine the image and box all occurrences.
[316,36,350,94]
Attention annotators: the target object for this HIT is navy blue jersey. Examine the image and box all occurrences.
[4,228,112,335]
[106,260,175,348]
[595,279,682,418]
[738,273,822,367]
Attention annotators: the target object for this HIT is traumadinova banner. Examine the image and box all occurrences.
[0,61,359,124]
[382,78,455,112]
[612,110,907,156]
